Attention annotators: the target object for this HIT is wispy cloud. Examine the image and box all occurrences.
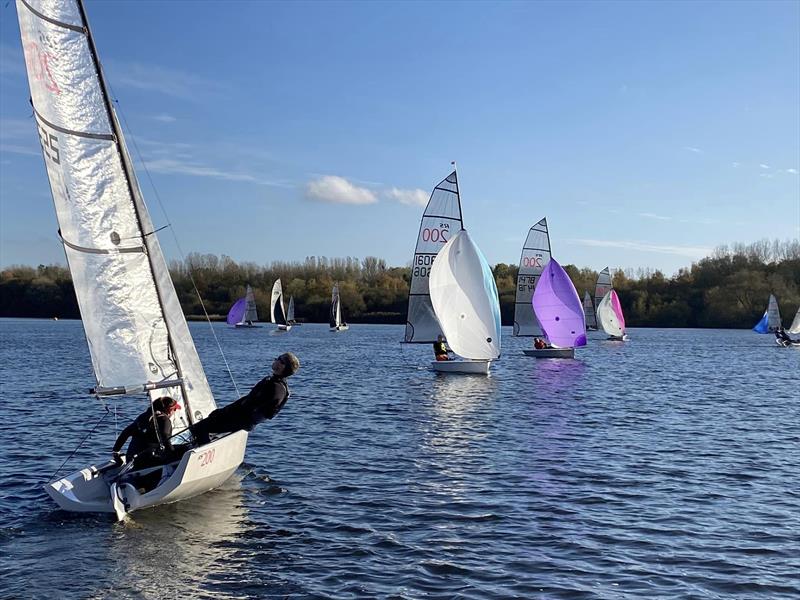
[151,113,177,123]
[732,162,740,168]
[569,238,711,258]
[638,212,672,221]
[385,187,428,207]
[139,157,292,187]
[784,168,798,175]
[684,146,703,154]
[759,163,770,169]
[0,144,40,157]
[105,60,227,101]
[0,118,40,158]
[306,176,377,205]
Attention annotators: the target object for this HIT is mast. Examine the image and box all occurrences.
[75,0,192,411]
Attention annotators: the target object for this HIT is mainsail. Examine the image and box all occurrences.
[16,0,215,423]
[270,280,287,325]
[330,283,343,328]
[754,294,782,333]
[404,171,464,343]
[513,218,550,337]
[595,267,612,311]
[788,306,800,335]
[583,291,597,330]
[287,296,295,323]
[243,285,258,323]
[597,290,626,338]
[532,259,587,348]
[429,230,501,360]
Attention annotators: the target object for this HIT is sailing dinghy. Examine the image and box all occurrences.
[788,306,800,335]
[404,170,464,345]
[227,285,261,327]
[524,258,587,359]
[429,230,502,374]
[753,294,781,333]
[271,279,291,331]
[513,218,550,337]
[16,0,247,519]
[597,289,628,341]
[583,291,598,331]
[330,283,349,331]
[286,296,298,325]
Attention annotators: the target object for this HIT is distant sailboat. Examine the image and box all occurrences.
[583,291,598,331]
[524,258,587,358]
[226,285,260,328]
[17,0,247,519]
[330,283,349,331]
[597,289,628,341]
[429,230,502,374]
[788,306,800,335]
[270,279,291,332]
[753,294,781,333]
[404,170,464,344]
[594,267,612,313]
[286,296,298,325]
[513,217,550,337]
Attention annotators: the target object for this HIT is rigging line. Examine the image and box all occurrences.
[47,404,110,483]
[108,91,241,399]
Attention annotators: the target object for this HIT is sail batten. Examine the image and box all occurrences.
[513,218,550,336]
[405,171,464,343]
[17,0,215,422]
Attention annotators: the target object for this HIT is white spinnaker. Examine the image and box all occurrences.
[244,285,258,323]
[596,290,624,337]
[767,294,781,330]
[513,217,550,336]
[583,291,597,329]
[331,284,342,327]
[788,306,800,335]
[16,0,215,422]
[287,296,295,322]
[429,230,501,360]
[269,281,282,324]
[405,171,464,343]
[595,267,612,311]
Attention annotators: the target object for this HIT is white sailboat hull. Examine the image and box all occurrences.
[330,325,349,331]
[277,324,292,332]
[607,334,629,341]
[523,347,575,359]
[431,359,491,374]
[45,431,248,517]
[234,323,262,328]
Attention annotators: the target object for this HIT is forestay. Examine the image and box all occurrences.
[405,171,464,343]
[429,230,501,360]
[513,218,550,337]
[270,280,286,325]
[16,0,215,423]
[532,259,587,348]
[595,267,612,312]
[583,291,597,329]
[597,290,626,338]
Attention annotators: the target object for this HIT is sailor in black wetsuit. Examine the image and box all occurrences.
[191,352,300,445]
[112,396,179,468]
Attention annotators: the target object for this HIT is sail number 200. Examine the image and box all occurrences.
[421,228,448,243]
[198,448,215,467]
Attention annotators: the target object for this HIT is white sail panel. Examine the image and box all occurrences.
[429,230,501,360]
[788,306,800,335]
[595,267,612,311]
[17,0,215,422]
[405,171,464,343]
[597,290,624,337]
[767,294,781,331]
[513,217,550,336]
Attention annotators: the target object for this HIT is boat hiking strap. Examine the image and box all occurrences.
[47,404,110,483]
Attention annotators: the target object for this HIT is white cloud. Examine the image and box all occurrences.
[151,113,177,123]
[306,175,377,205]
[732,162,740,168]
[785,168,798,175]
[684,146,702,154]
[385,187,428,207]
[759,163,770,169]
[0,144,40,157]
[569,238,711,259]
[638,212,671,221]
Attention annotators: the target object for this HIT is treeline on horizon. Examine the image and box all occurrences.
[1,239,798,329]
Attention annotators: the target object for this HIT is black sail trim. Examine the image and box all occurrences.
[421,214,462,221]
[19,0,86,34]
[60,231,145,255]
[34,108,115,141]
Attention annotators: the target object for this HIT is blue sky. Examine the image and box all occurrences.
[1,0,798,275]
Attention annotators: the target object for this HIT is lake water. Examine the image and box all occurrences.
[1,319,798,599]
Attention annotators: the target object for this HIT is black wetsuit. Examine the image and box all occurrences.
[433,341,448,358]
[192,375,290,445]
[113,409,173,466]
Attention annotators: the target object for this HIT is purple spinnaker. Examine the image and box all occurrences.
[226,298,246,325]
[532,258,587,348]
